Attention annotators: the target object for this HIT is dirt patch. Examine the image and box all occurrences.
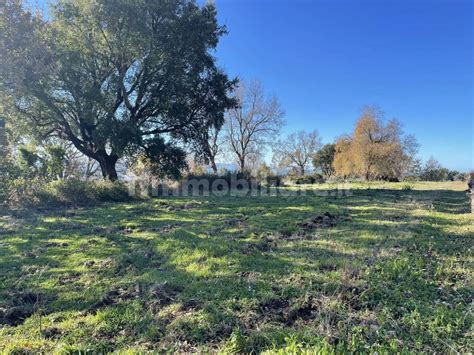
[318,263,338,272]
[96,258,116,269]
[158,200,203,212]
[149,282,183,308]
[223,215,248,227]
[242,237,277,254]
[277,230,293,239]
[22,251,39,259]
[88,284,142,313]
[58,272,81,285]
[0,291,49,326]
[260,298,289,312]
[180,299,201,311]
[285,303,317,326]
[259,297,289,323]
[274,230,317,241]
[385,214,406,222]
[42,326,62,339]
[0,306,34,326]
[165,205,181,212]
[258,296,319,326]
[45,242,69,248]
[148,224,179,234]
[300,212,337,230]
[84,260,95,268]
[183,201,203,210]
[91,226,108,234]
[117,224,141,234]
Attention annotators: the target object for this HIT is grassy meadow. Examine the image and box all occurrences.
[0,181,472,353]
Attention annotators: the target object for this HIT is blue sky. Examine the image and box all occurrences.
[212,0,473,171]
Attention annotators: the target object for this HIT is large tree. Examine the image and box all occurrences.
[312,143,336,179]
[333,135,355,179]
[0,0,236,180]
[273,130,321,176]
[224,80,284,172]
[190,121,221,173]
[334,106,417,180]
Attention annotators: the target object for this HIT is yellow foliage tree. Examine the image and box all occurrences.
[334,106,417,180]
[333,135,355,178]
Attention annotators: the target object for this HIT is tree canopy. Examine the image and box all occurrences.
[312,143,336,179]
[334,106,417,180]
[0,0,236,180]
[224,80,284,172]
[273,130,321,176]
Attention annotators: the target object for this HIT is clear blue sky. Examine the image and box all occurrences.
[211,0,473,171]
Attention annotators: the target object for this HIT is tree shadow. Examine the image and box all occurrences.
[0,186,471,351]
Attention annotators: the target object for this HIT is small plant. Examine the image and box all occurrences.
[221,329,246,354]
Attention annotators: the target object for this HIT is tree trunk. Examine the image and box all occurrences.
[239,157,245,172]
[210,159,218,174]
[469,171,474,213]
[299,165,305,176]
[98,154,119,181]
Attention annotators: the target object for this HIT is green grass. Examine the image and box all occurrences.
[0,182,472,353]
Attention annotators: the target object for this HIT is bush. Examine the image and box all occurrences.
[181,171,260,195]
[293,173,325,185]
[37,179,131,206]
[420,168,469,182]
[0,154,22,207]
[89,180,132,202]
[447,171,469,182]
[184,171,255,186]
[5,178,132,208]
[264,174,284,187]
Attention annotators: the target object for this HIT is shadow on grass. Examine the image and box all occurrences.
[0,187,471,351]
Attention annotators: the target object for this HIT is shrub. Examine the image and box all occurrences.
[5,178,132,208]
[90,180,132,202]
[265,174,284,187]
[0,173,12,207]
[448,171,469,182]
[181,171,260,195]
[37,179,131,206]
[293,173,325,185]
[0,153,22,207]
[9,177,45,207]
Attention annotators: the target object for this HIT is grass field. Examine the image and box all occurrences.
[0,181,472,353]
